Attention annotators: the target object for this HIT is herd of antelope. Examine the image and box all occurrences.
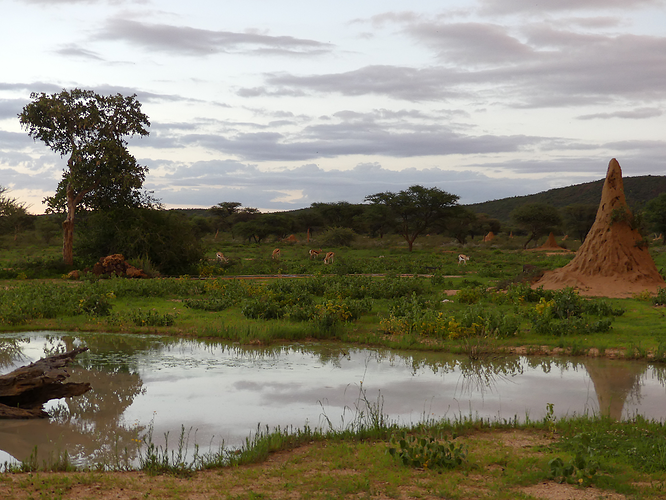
[216,248,336,264]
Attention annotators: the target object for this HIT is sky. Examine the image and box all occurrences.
[1,0,666,214]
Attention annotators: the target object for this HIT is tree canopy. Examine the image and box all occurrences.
[0,186,33,240]
[365,185,459,251]
[19,88,151,265]
[563,203,597,242]
[644,193,666,244]
[511,202,563,249]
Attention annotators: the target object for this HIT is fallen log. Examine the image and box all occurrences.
[0,347,91,419]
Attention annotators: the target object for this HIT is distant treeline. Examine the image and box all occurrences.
[466,175,666,224]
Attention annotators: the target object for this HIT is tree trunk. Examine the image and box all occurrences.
[62,183,77,266]
[0,347,91,419]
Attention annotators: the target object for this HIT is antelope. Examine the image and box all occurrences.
[309,248,322,260]
[216,252,229,263]
[458,254,470,265]
[323,252,335,264]
[271,248,281,260]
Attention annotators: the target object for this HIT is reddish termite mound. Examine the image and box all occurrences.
[533,158,665,297]
[528,232,569,252]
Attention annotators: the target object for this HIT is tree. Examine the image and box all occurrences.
[77,208,204,275]
[310,201,364,230]
[209,202,243,238]
[511,203,562,249]
[0,186,34,241]
[234,213,293,244]
[361,203,394,239]
[444,207,478,245]
[563,204,597,242]
[644,193,666,244]
[19,88,151,265]
[365,185,459,251]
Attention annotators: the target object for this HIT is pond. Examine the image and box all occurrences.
[1,331,665,468]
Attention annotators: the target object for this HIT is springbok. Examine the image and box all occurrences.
[323,252,335,264]
[458,254,470,265]
[309,248,322,260]
[216,252,229,263]
[271,248,281,260]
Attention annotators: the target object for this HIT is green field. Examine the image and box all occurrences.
[2,232,665,358]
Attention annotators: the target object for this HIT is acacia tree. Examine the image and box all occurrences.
[0,186,33,240]
[19,89,150,265]
[563,203,597,242]
[644,193,666,244]
[365,185,459,251]
[511,202,562,249]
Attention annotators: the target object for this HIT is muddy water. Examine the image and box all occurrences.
[1,331,665,468]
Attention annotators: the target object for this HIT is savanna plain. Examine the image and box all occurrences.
[2,233,666,499]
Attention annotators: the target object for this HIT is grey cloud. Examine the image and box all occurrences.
[577,108,662,120]
[0,130,36,149]
[96,19,334,56]
[163,123,542,162]
[0,82,64,94]
[145,159,599,211]
[263,66,468,102]
[259,24,666,108]
[236,87,307,98]
[601,139,666,151]
[1,82,199,108]
[478,0,662,15]
[0,99,27,120]
[404,22,534,65]
[53,44,104,60]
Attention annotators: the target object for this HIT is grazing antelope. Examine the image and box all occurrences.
[309,248,322,260]
[323,251,335,264]
[458,254,470,265]
[216,252,229,263]
[271,248,281,260]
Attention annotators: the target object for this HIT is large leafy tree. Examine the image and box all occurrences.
[19,88,151,265]
[563,203,597,242]
[511,202,562,249]
[644,193,666,244]
[365,185,459,251]
[444,207,478,245]
[209,202,243,238]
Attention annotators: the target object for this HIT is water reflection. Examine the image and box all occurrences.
[1,332,665,468]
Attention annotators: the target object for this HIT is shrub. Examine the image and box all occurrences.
[455,286,487,304]
[124,308,177,327]
[653,287,666,306]
[388,430,467,470]
[318,227,357,247]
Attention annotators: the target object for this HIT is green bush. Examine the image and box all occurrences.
[318,227,357,247]
[77,208,205,275]
[388,430,467,470]
[124,308,177,327]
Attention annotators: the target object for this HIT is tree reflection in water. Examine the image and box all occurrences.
[0,333,174,468]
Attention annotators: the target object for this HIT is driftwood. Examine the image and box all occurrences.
[0,347,91,419]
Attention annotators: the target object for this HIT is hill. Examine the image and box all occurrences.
[466,175,666,224]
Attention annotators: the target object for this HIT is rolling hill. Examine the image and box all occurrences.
[466,175,666,224]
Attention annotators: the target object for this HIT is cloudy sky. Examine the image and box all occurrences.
[2,0,666,213]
